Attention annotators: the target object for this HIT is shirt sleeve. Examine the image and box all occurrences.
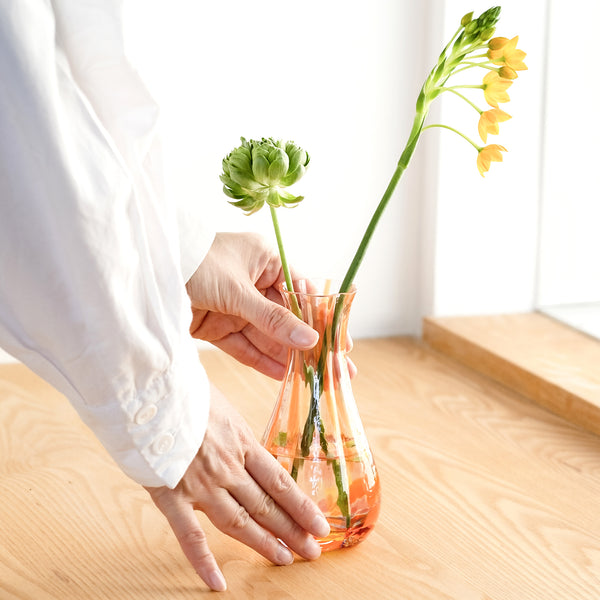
[50,0,216,284]
[176,204,216,283]
[0,0,210,488]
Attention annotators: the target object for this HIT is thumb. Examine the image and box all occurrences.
[243,288,318,349]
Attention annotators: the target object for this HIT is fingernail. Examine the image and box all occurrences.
[207,570,227,592]
[290,325,318,348]
[277,544,294,565]
[303,536,322,560]
[310,514,330,538]
[346,333,354,351]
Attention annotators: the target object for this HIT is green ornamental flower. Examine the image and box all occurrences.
[220,137,310,215]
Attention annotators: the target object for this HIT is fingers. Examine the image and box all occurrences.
[347,356,358,378]
[238,288,319,351]
[244,444,330,539]
[201,490,297,567]
[227,474,322,561]
[346,332,354,352]
[147,389,331,588]
[212,333,287,380]
[153,496,227,592]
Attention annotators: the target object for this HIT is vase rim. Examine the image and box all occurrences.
[280,278,357,298]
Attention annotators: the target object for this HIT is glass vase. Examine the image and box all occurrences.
[262,279,381,551]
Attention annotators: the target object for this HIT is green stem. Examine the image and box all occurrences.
[337,105,430,295]
[444,84,484,92]
[294,358,351,526]
[457,43,490,60]
[467,52,490,59]
[444,88,483,113]
[439,25,464,60]
[422,123,481,150]
[269,206,302,319]
[329,99,432,341]
[451,61,497,76]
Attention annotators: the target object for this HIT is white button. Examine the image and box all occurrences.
[152,433,175,455]
[134,404,158,425]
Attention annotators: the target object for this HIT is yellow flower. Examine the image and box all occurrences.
[477,144,507,177]
[488,36,528,72]
[478,108,511,143]
[482,71,512,108]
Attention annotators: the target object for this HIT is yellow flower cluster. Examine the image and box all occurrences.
[421,24,528,177]
[476,35,528,176]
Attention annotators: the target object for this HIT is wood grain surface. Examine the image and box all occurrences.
[2,337,600,599]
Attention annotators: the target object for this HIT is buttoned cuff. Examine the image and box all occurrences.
[80,339,211,489]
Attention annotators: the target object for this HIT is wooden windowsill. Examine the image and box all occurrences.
[423,312,600,437]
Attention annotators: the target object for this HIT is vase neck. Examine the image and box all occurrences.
[281,281,356,359]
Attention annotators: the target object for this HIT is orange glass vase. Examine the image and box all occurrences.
[262,279,381,551]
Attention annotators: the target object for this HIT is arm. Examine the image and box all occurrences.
[0,0,207,488]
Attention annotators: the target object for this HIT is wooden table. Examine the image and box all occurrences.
[2,337,600,599]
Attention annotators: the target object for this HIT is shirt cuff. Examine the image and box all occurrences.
[82,338,210,489]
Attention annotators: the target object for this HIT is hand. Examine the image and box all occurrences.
[186,232,357,379]
[145,386,331,592]
[186,232,316,379]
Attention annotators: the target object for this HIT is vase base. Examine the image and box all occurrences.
[317,510,379,551]
[268,452,381,551]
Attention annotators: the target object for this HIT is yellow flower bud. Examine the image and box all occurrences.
[498,66,518,80]
[488,36,509,51]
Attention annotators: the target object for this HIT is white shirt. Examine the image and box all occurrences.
[0,0,215,488]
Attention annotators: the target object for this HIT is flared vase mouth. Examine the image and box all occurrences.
[279,278,357,298]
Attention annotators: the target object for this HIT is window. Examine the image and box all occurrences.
[535,0,600,340]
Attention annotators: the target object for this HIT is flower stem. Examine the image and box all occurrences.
[450,62,497,76]
[422,123,481,150]
[329,102,430,341]
[466,51,489,59]
[295,350,351,526]
[444,84,484,92]
[337,104,430,295]
[269,206,302,319]
[439,25,463,60]
[444,88,483,113]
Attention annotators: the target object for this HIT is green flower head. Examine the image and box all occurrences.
[220,137,310,215]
